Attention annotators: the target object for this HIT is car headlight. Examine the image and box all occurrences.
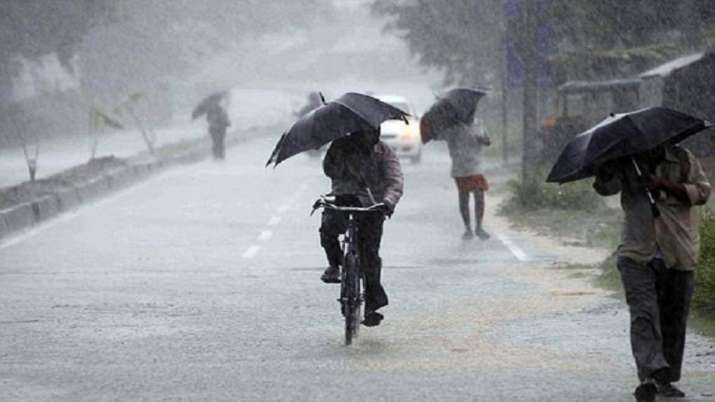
[400,124,419,141]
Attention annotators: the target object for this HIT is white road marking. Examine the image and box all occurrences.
[242,245,261,259]
[257,230,273,241]
[497,233,530,262]
[267,216,282,226]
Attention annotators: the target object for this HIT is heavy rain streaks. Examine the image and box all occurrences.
[0,1,714,401]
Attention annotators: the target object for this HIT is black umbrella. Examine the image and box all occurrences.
[192,91,227,120]
[266,92,409,167]
[546,107,712,184]
[420,88,486,143]
[547,107,712,218]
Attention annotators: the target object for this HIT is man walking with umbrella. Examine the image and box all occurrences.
[193,91,231,160]
[546,107,712,402]
[422,89,491,240]
[594,142,710,401]
[206,102,231,160]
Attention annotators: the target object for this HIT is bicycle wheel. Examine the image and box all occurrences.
[343,253,361,345]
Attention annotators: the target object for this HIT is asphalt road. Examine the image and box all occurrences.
[1,135,713,401]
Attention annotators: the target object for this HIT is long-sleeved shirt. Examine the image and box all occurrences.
[593,145,711,270]
[323,137,404,210]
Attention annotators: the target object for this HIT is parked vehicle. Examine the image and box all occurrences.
[375,95,422,164]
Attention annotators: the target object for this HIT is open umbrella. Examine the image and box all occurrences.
[266,92,409,167]
[546,107,712,218]
[420,88,487,143]
[192,91,227,120]
[546,107,712,184]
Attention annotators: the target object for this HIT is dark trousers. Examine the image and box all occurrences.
[617,257,694,383]
[320,208,388,312]
[209,126,226,159]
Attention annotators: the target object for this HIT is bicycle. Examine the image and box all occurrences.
[312,195,386,345]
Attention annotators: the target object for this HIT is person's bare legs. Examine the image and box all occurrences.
[459,191,473,239]
[474,189,490,240]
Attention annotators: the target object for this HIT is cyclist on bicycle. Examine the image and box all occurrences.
[319,127,404,326]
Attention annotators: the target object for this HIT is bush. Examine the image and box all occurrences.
[694,208,715,314]
[501,169,605,213]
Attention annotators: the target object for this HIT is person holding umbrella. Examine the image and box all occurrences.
[422,89,491,240]
[267,92,407,327]
[193,91,231,159]
[547,107,712,402]
[319,127,403,326]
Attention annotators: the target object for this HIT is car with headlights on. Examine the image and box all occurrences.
[376,95,422,164]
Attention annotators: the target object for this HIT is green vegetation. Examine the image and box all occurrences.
[500,171,715,337]
[694,209,715,314]
[500,170,604,213]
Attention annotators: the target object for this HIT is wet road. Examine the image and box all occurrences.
[1,135,714,401]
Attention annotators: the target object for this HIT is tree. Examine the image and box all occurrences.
[79,0,337,104]
[0,1,115,103]
[373,0,715,180]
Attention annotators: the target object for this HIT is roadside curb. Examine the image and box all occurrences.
[0,125,279,240]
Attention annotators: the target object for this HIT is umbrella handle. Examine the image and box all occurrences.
[630,158,661,218]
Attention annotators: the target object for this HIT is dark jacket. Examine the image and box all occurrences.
[323,137,404,210]
[206,106,230,130]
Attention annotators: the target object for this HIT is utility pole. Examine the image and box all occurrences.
[520,0,539,185]
[500,14,509,165]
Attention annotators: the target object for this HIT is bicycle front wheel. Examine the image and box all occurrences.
[343,253,361,346]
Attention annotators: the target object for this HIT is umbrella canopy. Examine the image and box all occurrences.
[266,92,409,167]
[420,88,486,143]
[546,107,712,184]
[192,91,227,120]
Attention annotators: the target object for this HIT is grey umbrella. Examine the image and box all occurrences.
[266,92,409,167]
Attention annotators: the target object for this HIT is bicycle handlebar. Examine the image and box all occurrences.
[310,196,386,216]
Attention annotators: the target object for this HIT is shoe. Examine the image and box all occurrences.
[634,383,656,402]
[656,382,685,398]
[462,230,474,240]
[476,228,491,240]
[362,311,384,327]
[320,266,340,284]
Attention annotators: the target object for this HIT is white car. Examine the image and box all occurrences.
[376,95,422,164]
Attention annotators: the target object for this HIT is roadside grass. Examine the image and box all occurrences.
[498,170,620,249]
[500,172,715,338]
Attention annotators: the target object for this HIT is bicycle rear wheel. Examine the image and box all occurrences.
[342,253,361,345]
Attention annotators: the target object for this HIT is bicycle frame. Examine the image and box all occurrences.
[312,195,384,345]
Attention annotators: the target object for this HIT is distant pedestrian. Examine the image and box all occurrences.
[594,143,711,402]
[437,108,491,240]
[206,103,231,159]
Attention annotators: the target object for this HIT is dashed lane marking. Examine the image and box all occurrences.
[242,245,261,259]
[240,185,306,259]
[257,230,273,241]
[496,233,530,262]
